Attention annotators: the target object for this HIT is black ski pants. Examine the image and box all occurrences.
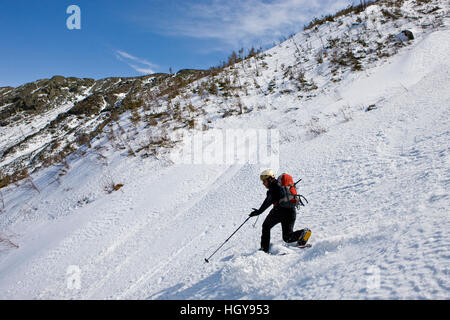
[261,206,302,252]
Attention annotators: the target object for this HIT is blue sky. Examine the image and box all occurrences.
[0,0,349,87]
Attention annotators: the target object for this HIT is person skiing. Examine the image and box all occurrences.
[249,169,311,253]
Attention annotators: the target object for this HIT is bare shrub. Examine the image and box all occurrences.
[102,174,124,194]
[113,121,136,157]
[0,235,19,249]
[23,170,40,194]
[0,171,10,189]
[307,117,327,136]
[76,132,92,148]
[340,106,353,122]
[0,190,5,214]
[130,109,141,126]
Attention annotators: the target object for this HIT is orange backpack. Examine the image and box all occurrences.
[277,173,308,209]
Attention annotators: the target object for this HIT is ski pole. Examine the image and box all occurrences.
[252,215,260,228]
[204,217,251,263]
[251,208,260,228]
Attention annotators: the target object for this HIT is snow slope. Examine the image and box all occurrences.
[0,6,449,300]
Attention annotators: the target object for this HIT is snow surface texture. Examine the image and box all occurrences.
[0,4,449,300]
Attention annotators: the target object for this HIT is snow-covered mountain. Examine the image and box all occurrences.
[0,0,448,299]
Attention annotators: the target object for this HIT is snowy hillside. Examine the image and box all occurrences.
[0,0,449,299]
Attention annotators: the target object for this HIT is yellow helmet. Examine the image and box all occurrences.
[260,169,275,181]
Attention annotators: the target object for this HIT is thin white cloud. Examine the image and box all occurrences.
[135,0,349,48]
[129,64,156,74]
[115,50,158,74]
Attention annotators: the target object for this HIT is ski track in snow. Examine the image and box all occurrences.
[0,8,449,300]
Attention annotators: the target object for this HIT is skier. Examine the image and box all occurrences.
[249,169,311,253]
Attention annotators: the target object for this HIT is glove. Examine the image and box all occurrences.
[249,209,261,217]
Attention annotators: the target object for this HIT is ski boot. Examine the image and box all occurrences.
[297,228,311,246]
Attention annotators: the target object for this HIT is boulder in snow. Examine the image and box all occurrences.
[395,30,414,42]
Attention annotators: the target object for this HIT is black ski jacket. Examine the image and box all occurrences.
[257,178,285,214]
